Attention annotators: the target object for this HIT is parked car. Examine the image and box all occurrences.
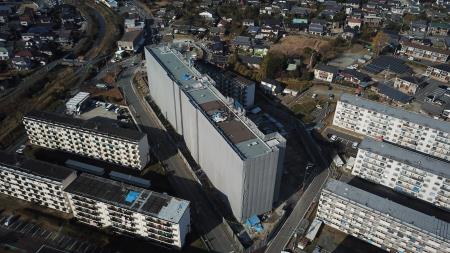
[330,135,338,142]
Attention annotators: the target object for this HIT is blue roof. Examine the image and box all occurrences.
[246,215,260,226]
[125,191,139,203]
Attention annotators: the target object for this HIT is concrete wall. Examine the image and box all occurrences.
[145,47,284,221]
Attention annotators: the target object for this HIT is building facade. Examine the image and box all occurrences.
[145,45,286,221]
[400,41,450,63]
[317,179,450,253]
[393,76,423,95]
[23,111,150,170]
[314,64,339,83]
[333,94,450,161]
[0,152,76,213]
[353,137,450,210]
[66,174,190,248]
[425,64,450,83]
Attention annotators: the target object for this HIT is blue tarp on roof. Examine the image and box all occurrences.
[125,191,139,203]
[245,215,264,233]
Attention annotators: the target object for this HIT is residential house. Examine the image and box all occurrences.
[314,64,340,82]
[374,82,413,104]
[243,19,255,27]
[347,18,362,29]
[19,8,35,26]
[199,10,216,21]
[340,69,371,85]
[428,22,450,36]
[233,36,252,50]
[260,19,283,37]
[0,5,12,23]
[247,26,260,36]
[425,64,450,83]
[260,79,284,95]
[400,41,450,63]
[309,20,326,36]
[117,30,144,52]
[239,55,263,69]
[363,14,382,28]
[12,57,33,70]
[393,76,426,95]
[344,0,361,8]
[410,20,428,36]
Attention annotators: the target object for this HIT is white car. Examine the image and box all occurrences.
[352,142,359,149]
[330,135,338,142]
[312,93,318,99]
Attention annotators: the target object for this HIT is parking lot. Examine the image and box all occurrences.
[323,127,363,157]
[0,213,109,253]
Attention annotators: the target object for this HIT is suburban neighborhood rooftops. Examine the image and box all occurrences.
[65,174,189,223]
[339,93,450,133]
[359,137,450,178]
[0,151,75,182]
[119,30,142,42]
[324,179,450,240]
[24,110,146,141]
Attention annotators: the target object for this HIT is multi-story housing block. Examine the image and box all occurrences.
[353,137,450,210]
[0,152,76,213]
[218,71,255,108]
[400,41,450,63]
[317,179,450,253]
[23,111,150,170]
[145,45,286,221]
[333,94,450,161]
[425,64,450,83]
[65,174,190,248]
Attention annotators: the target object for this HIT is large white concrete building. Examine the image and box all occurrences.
[23,111,150,170]
[333,93,450,161]
[65,174,190,249]
[145,45,286,221]
[317,179,450,253]
[353,137,450,210]
[0,152,77,213]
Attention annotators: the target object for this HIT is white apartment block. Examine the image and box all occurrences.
[400,41,450,63]
[425,64,450,83]
[353,137,450,210]
[66,174,190,249]
[0,152,77,213]
[333,94,450,161]
[317,179,450,253]
[23,111,150,170]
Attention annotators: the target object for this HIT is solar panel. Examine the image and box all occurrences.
[365,56,411,75]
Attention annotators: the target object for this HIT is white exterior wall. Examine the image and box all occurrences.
[353,149,450,210]
[333,100,450,161]
[317,188,450,253]
[0,167,76,213]
[67,194,188,248]
[314,69,334,82]
[145,47,284,221]
[23,118,149,169]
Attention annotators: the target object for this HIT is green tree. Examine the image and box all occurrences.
[260,52,287,79]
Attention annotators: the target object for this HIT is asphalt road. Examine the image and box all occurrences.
[256,92,331,253]
[117,68,239,253]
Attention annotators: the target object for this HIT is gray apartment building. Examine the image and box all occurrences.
[353,137,450,210]
[145,45,286,221]
[317,179,450,253]
[0,151,77,213]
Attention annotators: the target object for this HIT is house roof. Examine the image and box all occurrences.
[341,69,370,81]
[401,41,450,55]
[376,82,413,103]
[430,64,450,72]
[315,64,339,74]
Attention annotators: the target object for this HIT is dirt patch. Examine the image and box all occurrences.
[270,36,333,57]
